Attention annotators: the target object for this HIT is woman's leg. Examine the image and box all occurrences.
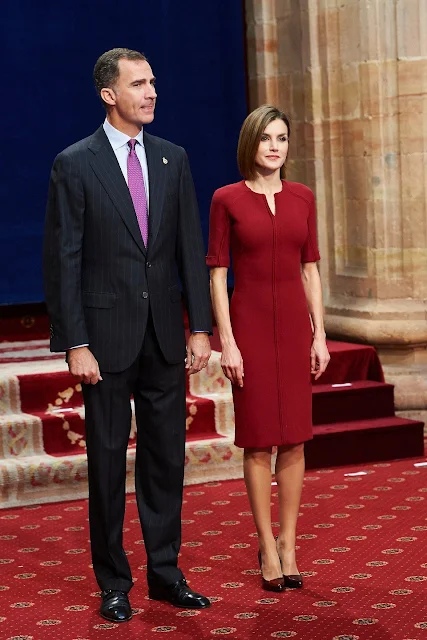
[244,447,282,580]
[275,443,305,575]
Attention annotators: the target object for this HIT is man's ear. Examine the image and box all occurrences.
[100,87,116,107]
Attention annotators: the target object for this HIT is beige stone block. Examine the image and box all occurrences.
[277,18,301,74]
[341,118,365,157]
[290,121,307,161]
[246,0,276,23]
[290,71,307,121]
[328,271,375,300]
[412,249,427,298]
[325,296,427,344]
[338,2,362,65]
[370,247,411,291]
[370,197,404,254]
[309,66,323,119]
[375,274,412,301]
[400,153,427,200]
[396,0,426,58]
[302,122,316,160]
[359,60,399,119]
[340,64,362,118]
[322,0,340,9]
[382,361,427,411]
[399,111,426,156]
[247,77,279,111]
[398,58,427,100]
[306,120,324,148]
[369,154,402,203]
[405,246,427,298]
[245,30,258,81]
[363,114,399,156]
[343,156,368,201]
[359,0,397,61]
[368,197,404,257]
[275,0,301,21]
[322,67,345,119]
[302,70,315,123]
[277,73,293,112]
[342,196,368,270]
[253,21,278,55]
[329,155,346,197]
[317,6,340,65]
[286,158,307,185]
[322,119,345,158]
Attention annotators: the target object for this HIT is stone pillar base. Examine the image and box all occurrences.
[325,298,427,346]
[379,348,427,438]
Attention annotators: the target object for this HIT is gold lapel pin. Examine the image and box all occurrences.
[162,157,168,164]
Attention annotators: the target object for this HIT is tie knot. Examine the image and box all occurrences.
[128,139,137,152]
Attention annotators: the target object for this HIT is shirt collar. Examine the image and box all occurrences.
[103,118,144,151]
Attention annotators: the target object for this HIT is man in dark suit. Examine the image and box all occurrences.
[43,48,212,622]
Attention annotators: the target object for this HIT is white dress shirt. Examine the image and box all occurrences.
[103,118,149,205]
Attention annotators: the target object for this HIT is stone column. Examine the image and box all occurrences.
[244,0,427,424]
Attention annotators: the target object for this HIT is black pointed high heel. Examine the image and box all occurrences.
[257,550,285,592]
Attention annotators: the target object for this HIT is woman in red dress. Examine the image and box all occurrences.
[207,105,330,591]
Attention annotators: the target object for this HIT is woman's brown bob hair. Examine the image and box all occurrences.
[237,105,291,181]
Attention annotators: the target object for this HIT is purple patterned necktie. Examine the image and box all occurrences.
[127,139,148,246]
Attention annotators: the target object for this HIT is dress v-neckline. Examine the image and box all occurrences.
[243,180,284,216]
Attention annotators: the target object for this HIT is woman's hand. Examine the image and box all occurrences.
[221,343,244,387]
[311,335,330,380]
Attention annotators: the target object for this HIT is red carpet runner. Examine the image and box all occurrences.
[1,458,427,639]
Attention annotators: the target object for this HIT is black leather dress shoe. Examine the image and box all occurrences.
[148,578,211,608]
[100,589,132,622]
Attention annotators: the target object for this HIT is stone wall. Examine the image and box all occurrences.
[244,0,427,424]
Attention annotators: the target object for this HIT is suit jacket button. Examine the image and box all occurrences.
[142,291,149,299]
[146,262,152,268]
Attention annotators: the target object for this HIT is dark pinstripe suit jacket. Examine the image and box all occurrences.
[43,125,212,373]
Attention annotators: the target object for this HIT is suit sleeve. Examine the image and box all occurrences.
[301,191,321,263]
[176,151,213,334]
[206,191,231,267]
[43,152,89,352]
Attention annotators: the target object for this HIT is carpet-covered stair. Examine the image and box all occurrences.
[0,338,424,507]
[307,381,425,469]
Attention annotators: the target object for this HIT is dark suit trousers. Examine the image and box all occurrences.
[82,312,186,592]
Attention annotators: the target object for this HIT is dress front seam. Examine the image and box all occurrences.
[268,198,287,442]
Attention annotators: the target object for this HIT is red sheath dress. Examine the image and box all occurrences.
[206,180,320,448]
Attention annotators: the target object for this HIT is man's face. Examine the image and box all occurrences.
[104,59,157,127]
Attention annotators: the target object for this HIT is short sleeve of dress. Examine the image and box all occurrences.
[301,191,321,263]
[206,190,231,267]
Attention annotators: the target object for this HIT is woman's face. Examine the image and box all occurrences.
[254,118,289,175]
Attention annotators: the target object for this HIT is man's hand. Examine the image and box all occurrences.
[186,333,211,375]
[67,347,103,385]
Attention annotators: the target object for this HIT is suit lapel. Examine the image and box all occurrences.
[144,132,166,253]
[88,126,146,256]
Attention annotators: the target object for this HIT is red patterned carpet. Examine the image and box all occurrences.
[1,330,424,507]
[1,458,427,639]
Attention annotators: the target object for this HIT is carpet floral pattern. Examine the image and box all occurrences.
[1,460,427,638]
